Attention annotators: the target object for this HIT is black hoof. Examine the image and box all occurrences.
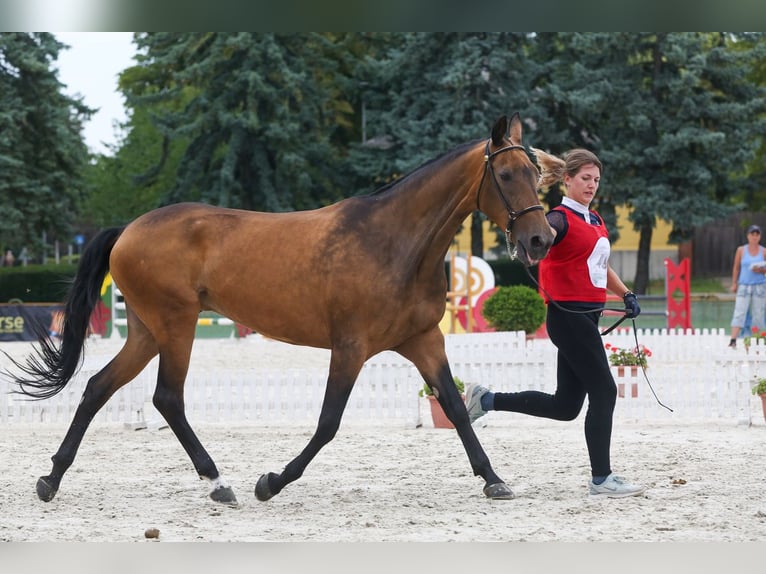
[36,476,58,502]
[210,486,238,507]
[483,482,515,500]
[255,473,277,501]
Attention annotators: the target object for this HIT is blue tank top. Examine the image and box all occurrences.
[739,245,766,285]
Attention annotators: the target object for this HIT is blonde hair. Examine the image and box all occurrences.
[530,147,602,189]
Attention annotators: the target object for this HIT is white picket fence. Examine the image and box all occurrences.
[2,328,765,427]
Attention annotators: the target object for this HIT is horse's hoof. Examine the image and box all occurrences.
[210,486,238,507]
[483,482,515,500]
[255,473,276,501]
[36,476,58,502]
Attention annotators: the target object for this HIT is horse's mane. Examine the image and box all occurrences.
[368,139,483,197]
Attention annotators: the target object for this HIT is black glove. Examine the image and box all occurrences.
[623,291,641,319]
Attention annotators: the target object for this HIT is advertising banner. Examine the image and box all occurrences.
[0,304,63,342]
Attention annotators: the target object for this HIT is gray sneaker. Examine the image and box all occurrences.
[465,384,489,424]
[589,474,646,498]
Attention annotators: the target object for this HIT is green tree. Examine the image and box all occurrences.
[81,103,184,228]
[737,33,766,211]
[0,33,92,258]
[124,32,358,212]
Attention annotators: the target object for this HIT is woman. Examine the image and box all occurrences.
[728,224,766,348]
[466,148,645,498]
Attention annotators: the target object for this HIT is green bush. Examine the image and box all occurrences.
[482,285,546,334]
[751,378,766,395]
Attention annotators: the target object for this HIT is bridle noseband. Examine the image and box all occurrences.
[476,139,544,237]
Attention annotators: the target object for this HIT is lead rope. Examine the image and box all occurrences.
[628,318,673,412]
[505,238,673,412]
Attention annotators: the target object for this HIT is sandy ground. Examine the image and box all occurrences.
[2,336,766,543]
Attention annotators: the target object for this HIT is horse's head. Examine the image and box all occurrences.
[477,114,554,266]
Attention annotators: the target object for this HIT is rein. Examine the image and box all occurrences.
[476,140,544,242]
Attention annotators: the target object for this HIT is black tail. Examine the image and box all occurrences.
[6,227,125,400]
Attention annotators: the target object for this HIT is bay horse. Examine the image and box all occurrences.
[8,113,553,506]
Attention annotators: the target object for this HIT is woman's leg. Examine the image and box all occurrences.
[751,285,766,333]
[490,305,616,476]
[730,285,750,343]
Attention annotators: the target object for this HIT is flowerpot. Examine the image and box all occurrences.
[760,393,766,422]
[615,365,639,398]
[426,395,464,429]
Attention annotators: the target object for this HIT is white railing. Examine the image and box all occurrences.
[2,329,765,426]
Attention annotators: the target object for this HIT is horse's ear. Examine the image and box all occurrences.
[491,116,509,146]
[508,112,523,145]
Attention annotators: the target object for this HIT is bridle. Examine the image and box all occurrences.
[476,139,544,240]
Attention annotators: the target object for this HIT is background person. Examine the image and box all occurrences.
[466,147,645,499]
[2,249,14,267]
[728,224,766,348]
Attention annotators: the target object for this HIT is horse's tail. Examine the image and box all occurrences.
[9,227,125,400]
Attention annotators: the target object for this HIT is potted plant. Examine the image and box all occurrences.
[481,285,546,336]
[604,343,652,398]
[751,378,766,422]
[419,376,465,429]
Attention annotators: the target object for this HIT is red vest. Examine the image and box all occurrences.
[539,207,610,303]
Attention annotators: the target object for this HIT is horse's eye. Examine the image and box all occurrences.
[499,171,512,182]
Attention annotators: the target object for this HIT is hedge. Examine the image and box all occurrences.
[3,257,535,304]
[0,264,77,303]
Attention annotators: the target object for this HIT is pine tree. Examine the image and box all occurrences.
[126,33,358,212]
[0,33,92,258]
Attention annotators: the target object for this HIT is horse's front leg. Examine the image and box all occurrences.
[396,328,514,500]
[255,348,364,501]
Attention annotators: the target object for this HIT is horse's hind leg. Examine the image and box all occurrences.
[396,327,514,500]
[37,320,159,502]
[255,348,364,501]
[149,327,237,506]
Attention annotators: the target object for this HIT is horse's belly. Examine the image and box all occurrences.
[206,291,333,349]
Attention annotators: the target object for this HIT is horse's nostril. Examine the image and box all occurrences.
[529,235,553,256]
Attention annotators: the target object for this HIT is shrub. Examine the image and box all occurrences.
[419,375,466,397]
[482,285,546,334]
[751,378,766,395]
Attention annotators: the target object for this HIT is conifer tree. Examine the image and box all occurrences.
[0,32,92,257]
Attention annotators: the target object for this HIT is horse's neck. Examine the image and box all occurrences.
[382,153,480,272]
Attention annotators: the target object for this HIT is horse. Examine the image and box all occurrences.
[7,113,553,507]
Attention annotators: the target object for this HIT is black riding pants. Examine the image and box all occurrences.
[492,303,617,477]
